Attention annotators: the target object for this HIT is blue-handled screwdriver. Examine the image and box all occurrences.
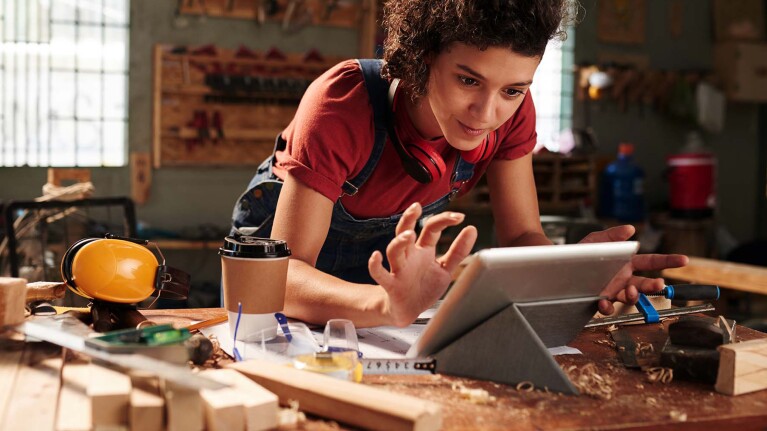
[645,284,720,301]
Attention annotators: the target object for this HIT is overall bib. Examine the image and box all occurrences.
[230,59,477,284]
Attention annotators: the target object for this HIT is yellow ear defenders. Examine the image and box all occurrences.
[61,234,190,304]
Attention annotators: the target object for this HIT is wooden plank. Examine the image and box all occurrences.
[229,359,442,431]
[130,375,164,431]
[152,44,164,168]
[57,363,92,431]
[716,338,767,395]
[87,363,132,427]
[662,256,767,295]
[0,277,26,327]
[201,369,279,431]
[163,379,204,431]
[1,343,63,431]
[0,340,25,425]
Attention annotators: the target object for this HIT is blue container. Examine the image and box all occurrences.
[600,143,645,222]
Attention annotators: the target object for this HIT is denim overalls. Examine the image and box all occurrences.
[230,59,477,284]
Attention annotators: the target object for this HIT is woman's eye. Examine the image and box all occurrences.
[458,75,478,86]
[504,88,524,98]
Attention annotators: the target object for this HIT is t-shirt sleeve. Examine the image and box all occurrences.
[493,92,538,160]
[275,60,374,202]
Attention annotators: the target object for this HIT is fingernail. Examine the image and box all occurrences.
[401,230,414,238]
[449,213,464,220]
[409,202,419,210]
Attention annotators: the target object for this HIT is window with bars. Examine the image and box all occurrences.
[0,0,130,168]
[530,30,575,153]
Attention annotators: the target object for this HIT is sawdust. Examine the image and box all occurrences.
[669,409,688,422]
[645,367,674,384]
[278,399,309,429]
[594,339,616,348]
[451,382,497,405]
[564,363,614,400]
[516,381,535,392]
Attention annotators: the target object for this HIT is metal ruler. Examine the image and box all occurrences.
[20,314,227,390]
[584,303,716,328]
[360,357,437,375]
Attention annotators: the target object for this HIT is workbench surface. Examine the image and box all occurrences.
[3,307,767,431]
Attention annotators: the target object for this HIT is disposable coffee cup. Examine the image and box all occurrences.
[219,235,291,342]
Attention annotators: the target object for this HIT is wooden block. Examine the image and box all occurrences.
[200,385,245,431]
[0,277,27,326]
[229,359,442,431]
[163,380,204,431]
[201,369,278,431]
[0,340,25,425]
[716,338,767,395]
[87,363,132,427]
[57,363,92,431]
[1,343,62,431]
[129,375,164,431]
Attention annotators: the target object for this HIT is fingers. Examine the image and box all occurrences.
[579,225,635,244]
[417,212,466,248]
[386,230,416,273]
[630,253,688,271]
[598,298,615,315]
[437,225,477,273]
[395,202,422,236]
[368,250,393,287]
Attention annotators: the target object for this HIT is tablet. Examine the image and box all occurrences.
[407,241,638,358]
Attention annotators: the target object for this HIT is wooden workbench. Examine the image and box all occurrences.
[3,308,767,431]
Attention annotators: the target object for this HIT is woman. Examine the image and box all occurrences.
[231,0,687,327]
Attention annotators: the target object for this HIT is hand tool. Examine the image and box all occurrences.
[660,315,735,384]
[360,357,437,375]
[585,303,715,328]
[586,284,720,328]
[19,314,227,390]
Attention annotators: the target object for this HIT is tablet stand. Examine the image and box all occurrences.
[433,296,601,394]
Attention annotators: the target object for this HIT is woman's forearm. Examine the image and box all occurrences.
[282,258,391,328]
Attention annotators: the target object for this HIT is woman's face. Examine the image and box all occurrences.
[420,43,540,152]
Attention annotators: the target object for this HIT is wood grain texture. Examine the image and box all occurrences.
[163,379,204,431]
[0,340,25,425]
[129,375,164,431]
[56,363,92,431]
[201,369,279,431]
[2,343,62,431]
[0,277,27,326]
[662,256,767,295]
[716,338,767,395]
[229,359,442,431]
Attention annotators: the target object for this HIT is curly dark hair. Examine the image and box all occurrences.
[382,0,578,99]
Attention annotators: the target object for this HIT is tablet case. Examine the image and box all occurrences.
[433,296,601,394]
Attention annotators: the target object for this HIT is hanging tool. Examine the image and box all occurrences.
[19,314,226,390]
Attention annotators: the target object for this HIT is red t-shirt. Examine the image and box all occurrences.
[273,60,537,219]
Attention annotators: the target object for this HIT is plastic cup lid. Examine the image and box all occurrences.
[219,235,291,258]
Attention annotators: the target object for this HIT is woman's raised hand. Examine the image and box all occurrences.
[368,202,477,327]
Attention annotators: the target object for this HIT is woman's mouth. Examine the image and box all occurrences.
[458,121,486,137]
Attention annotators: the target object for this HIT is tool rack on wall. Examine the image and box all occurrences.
[152,44,344,167]
[177,0,379,58]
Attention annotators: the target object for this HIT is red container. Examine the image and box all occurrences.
[666,153,716,218]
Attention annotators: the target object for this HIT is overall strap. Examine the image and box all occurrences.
[342,59,390,196]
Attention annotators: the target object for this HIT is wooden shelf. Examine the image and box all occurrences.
[166,127,284,141]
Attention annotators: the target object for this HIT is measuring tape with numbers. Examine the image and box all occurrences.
[360,358,437,375]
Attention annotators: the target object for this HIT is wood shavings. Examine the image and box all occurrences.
[635,342,655,358]
[564,363,613,400]
[451,382,497,404]
[516,381,535,392]
[278,399,307,429]
[669,410,687,422]
[594,339,616,348]
[645,367,673,384]
[645,397,657,407]
[607,324,618,332]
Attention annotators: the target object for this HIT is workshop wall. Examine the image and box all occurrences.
[574,0,763,242]
[0,0,359,234]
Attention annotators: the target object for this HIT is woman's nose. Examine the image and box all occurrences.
[468,94,495,123]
